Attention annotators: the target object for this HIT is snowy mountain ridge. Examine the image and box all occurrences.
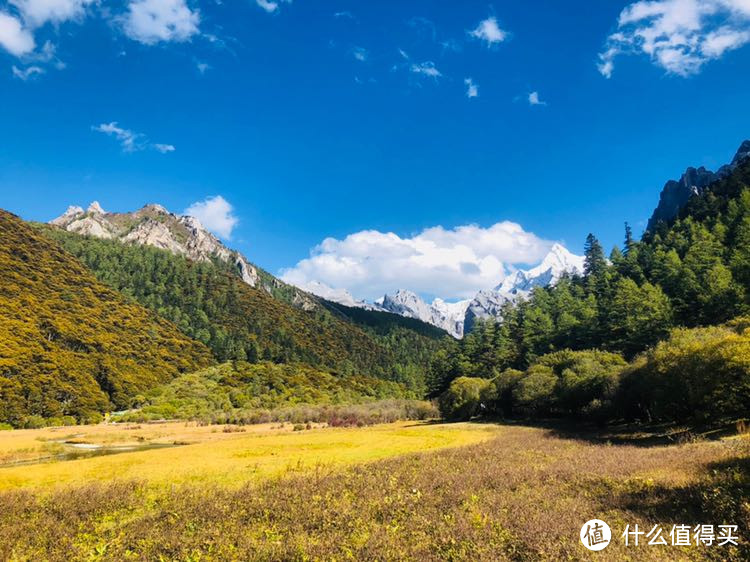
[307,243,585,338]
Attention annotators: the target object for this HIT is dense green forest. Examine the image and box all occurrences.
[40,227,446,391]
[117,361,436,425]
[0,211,213,426]
[433,158,750,425]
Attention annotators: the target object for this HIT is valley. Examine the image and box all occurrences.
[0,420,501,490]
[0,420,746,560]
[2,137,750,561]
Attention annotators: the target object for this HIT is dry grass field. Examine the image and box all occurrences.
[0,420,501,489]
[0,421,747,561]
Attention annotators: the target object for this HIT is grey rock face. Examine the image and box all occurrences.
[50,202,259,287]
[647,140,750,232]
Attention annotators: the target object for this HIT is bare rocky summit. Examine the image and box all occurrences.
[51,201,259,287]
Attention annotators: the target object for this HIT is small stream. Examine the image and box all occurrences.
[1,441,181,468]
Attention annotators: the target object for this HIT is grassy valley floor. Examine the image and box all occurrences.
[0,421,499,490]
[0,421,747,561]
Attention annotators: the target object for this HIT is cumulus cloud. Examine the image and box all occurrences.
[469,16,507,46]
[11,63,43,79]
[598,0,750,78]
[280,222,556,301]
[410,60,441,78]
[9,0,95,28]
[464,77,478,98]
[528,91,546,105]
[123,0,200,45]
[0,0,94,59]
[184,195,238,239]
[256,0,291,14]
[92,122,175,153]
[0,12,35,55]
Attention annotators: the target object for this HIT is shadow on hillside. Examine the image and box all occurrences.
[601,455,749,558]
[460,417,746,448]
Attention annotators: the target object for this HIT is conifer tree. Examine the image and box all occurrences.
[583,233,606,277]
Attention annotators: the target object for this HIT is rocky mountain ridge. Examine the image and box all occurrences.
[51,201,260,286]
[647,140,750,231]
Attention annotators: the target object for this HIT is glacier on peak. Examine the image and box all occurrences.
[301,243,584,338]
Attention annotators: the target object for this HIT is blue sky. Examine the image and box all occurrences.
[2,0,750,301]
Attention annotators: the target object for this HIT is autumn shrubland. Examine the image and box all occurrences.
[0,422,746,561]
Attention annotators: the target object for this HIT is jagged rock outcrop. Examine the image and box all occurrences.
[647,140,750,232]
[374,290,470,338]
[50,202,259,287]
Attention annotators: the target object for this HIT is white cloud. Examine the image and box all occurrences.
[9,0,95,28]
[0,0,93,60]
[598,0,750,77]
[280,222,556,301]
[0,12,35,56]
[256,0,291,14]
[464,77,478,98]
[410,60,441,78]
[11,63,43,79]
[196,61,209,73]
[184,195,238,239]
[528,91,546,105]
[93,122,141,151]
[351,46,368,61]
[469,16,507,46]
[92,122,175,153]
[123,0,200,45]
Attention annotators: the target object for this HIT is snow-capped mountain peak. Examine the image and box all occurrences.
[310,242,584,338]
[286,239,585,338]
[376,290,469,338]
[495,243,584,299]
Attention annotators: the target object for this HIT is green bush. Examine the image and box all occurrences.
[486,369,524,417]
[537,350,624,416]
[22,415,48,429]
[512,367,557,416]
[618,324,750,423]
[439,377,493,420]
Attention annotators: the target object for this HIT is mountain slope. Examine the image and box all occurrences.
[50,202,321,311]
[40,226,446,390]
[0,210,213,425]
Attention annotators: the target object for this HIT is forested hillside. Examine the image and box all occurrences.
[116,361,425,423]
[431,158,750,425]
[0,211,213,425]
[40,227,446,391]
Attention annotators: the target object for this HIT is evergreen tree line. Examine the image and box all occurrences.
[431,160,750,425]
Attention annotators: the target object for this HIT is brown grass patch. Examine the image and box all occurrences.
[0,425,747,561]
